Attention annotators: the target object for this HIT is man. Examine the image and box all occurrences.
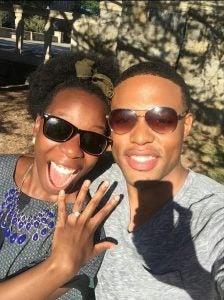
[90,59,224,299]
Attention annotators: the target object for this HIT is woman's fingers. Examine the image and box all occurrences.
[71,180,120,229]
[79,181,110,220]
[52,183,120,270]
[90,195,120,231]
[93,240,117,257]
[72,180,91,214]
[72,180,111,222]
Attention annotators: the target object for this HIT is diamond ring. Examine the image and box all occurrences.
[73,211,81,218]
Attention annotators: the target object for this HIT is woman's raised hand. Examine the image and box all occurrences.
[50,180,120,279]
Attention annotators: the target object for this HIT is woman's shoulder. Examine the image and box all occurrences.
[0,154,19,169]
[88,162,123,195]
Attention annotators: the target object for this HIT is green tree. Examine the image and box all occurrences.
[72,0,100,16]
[0,11,8,27]
[24,15,45,32]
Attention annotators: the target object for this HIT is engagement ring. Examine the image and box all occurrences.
[73,211,81,218]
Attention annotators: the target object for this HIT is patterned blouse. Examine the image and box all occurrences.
[0,154,104,300]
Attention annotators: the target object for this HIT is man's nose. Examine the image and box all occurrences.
[129,117,155,145]
[59,134,84,158]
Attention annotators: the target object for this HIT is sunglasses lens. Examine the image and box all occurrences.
[44,117,73,142]
[108,109,136,134]
[80,131,108,155]
[146,107,178,133]
[42,114,108,156]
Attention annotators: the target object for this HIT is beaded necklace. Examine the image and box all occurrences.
[0,163,57,245]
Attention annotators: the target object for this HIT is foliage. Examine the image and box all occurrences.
[71,0,100,16]
[0,11,8,27]
[24,15,45,32]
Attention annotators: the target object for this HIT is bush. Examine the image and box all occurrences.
[24,15,45,32]
[0,11,8,27]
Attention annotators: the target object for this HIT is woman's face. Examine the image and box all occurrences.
[33,87,109,196]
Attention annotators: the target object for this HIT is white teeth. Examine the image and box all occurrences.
[51,162,75,174]
[131,156,155,162]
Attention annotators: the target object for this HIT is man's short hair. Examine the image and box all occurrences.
[116,58,191,110]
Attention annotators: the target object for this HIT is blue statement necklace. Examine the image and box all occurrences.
[0,163,57,245]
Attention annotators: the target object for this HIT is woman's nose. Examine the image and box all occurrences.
[129,117,155,145]
[58,134,84,158]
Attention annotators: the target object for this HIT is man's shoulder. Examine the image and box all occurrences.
[88,160,123,194]
[182,170,224,214]
[91,162,122,181]
[189,170,224,194]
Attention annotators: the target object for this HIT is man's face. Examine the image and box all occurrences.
[110,74,192,188]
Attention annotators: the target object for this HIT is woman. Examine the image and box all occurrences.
[0,52,120,299]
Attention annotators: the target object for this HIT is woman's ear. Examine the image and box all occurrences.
[183,112,193,140]
[33,115,42,137]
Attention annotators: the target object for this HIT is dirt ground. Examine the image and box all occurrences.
[0,88,33,155]
[0,88,223,183]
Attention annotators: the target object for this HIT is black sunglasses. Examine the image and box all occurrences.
[107,107,189,135]
[40,113,111,156]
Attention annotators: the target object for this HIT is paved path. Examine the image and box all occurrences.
[0,37,70,65]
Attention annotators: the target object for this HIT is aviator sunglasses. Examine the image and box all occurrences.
[107,107,189,135]
[40,113,111,156]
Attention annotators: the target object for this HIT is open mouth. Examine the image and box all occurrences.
[48,161,79,189]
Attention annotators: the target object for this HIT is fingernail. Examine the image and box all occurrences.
[59,190,65,196]
[110,195,120,204]
[102,181,110,188]
[84,180,91,187]
[109,244,117,250]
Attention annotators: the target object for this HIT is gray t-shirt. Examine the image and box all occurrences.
[90,163,224,300]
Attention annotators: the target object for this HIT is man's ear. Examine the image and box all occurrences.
[183,112,193,140]
[33,115,42,137]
